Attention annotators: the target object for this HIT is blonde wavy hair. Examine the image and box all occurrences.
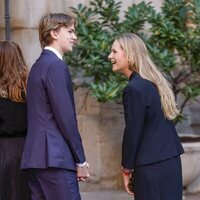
[0,41,28,102]
[116,33,179,120]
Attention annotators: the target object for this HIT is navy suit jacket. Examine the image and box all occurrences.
[21,49,86,170]
[122,72,184,169]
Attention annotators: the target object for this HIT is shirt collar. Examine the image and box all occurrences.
[44,46,63,60]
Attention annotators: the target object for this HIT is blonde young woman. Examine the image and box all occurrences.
[0,41,30,200]
[108,33,184,200]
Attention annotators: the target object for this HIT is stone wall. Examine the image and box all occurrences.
[75,88,124,191]
[0,0,90,67]
[177,97,200,135]
[181,136,200,194]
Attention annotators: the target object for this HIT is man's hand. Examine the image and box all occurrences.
[77,162,90,182]
[122,168,134,195]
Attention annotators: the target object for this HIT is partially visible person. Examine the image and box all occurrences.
[21,13,89,200]
[108,33,184,200]
[0,41,30,200]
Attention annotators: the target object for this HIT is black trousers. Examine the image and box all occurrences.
[134,156,183,200]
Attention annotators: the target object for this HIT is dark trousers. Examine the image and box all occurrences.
[27,168,81,200]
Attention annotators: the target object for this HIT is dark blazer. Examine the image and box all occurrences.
[21,50,86,170]
[122,72,184,169]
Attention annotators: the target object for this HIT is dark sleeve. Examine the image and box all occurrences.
[122,85,146,169]
[46,61,86,163]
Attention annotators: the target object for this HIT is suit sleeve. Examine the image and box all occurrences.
[46,61,86,164]
[122,85,146,169]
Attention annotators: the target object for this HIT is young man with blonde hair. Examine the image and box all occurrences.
[21,13,89,200]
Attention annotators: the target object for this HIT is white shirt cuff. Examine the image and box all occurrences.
[76,161,86,167]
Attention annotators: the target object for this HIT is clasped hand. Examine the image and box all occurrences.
[77,162,90,182]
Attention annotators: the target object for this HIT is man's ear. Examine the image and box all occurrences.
[50,30,59,40]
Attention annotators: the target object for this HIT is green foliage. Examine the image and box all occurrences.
[65,0,200,120]
[120,2,154,33]
[91,80,126,102]
[67,2,115,83]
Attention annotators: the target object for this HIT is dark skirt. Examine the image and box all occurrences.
[133,156,183,200]
[0,137,30,200]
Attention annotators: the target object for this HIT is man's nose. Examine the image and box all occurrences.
[73,33,77,40]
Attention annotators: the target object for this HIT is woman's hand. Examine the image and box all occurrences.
[122,167,134,195]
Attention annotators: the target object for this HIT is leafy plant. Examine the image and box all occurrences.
[65,0,200,121]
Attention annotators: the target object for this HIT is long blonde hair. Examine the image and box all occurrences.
[116,33,179,120]
[0,41,28,102]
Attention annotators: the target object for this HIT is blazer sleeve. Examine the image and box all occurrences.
[122,85,146,169]
[46,60,86,164]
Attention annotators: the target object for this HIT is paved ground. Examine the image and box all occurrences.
[184,193,200,200]
[81,190,200,200]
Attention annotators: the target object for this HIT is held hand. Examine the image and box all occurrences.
[77,162,90,182]
[122,168,134,195]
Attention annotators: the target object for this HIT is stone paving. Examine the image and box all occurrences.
[184,193,200,200]
[81,190,200,200]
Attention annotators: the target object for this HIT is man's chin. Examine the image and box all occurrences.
[65,47,73,53]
